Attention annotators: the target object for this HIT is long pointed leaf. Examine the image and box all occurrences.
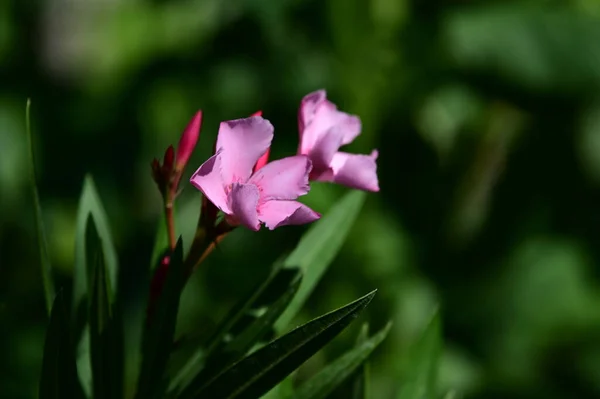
[39,291,84,399]
[88,216,123,399]
[275,190,366,332]
[25,99,54,315]
[180,269,303,396]
[73,175,119,396]
[188,289,377,399]
[73,175,119,315]
[397,309,442,399]
[351,323,371,399]
[136,238,186,399]
[292,322,391,399]
[168,257,292,393]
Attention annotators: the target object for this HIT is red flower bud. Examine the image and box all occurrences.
[175,111,202,172]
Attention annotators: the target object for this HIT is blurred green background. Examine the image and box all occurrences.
[3,0,600,397]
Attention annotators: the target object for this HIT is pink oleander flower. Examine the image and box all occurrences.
[297,90,379,192]
[190,116,320,231]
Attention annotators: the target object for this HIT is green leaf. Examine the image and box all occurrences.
[397,309,442,399]
[39,291,85,399]
[73,175,119,318]
[168,257,292,394]
[136,238,186,399]
[351,323,371,399]
[88,216,123,399]
[73,175,119,396]
[179,269,303,397]
[25,99,54,316]
[260,378,294,399]
[291,322,391,399]
[275,190,366,332]
[188,289,377,399]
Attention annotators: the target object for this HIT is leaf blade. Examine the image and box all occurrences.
[88,216,123,399]
[190,289,377,399]
[397,309,442,399]
[72,175,120,396]
[38,291,84,399]
[275,190,366,332]
[135,238,186,399]
[25,99,55,316]
[291,322,391,399]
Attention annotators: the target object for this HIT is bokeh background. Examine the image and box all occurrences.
[3,0,600,398]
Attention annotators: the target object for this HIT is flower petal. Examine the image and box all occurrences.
[308,127,345,171]
[229,183,261,231]
[216,116,274,184]
[249,155,312,201]
[298,90,326,136]
[190,152,231,213]
[258,200,321,230]
[298,91,362,154]
[329,150,380,192]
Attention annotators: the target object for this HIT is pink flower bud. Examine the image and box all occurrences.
[175,110,202,172]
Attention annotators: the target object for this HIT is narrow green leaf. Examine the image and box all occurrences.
[260,378,294,399]
[292,322,391,399]
[351,323,371,399]
[180,270,303,396]
[73,175,119,316]
[224,269,302,357]
[397,309,442,399]
[136,238,186,399]
[39,291,85,399]
[188,289,377,399]
[275,190,366,332]
[168,258,292,394]
[25,99,54,316]
[73,175,119,396]
[88,216,123,399]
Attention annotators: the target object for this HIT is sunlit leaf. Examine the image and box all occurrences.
[25,99,54,316]
[397,309,442,399]
[39,291,85,399]
[291,322,391,399]
[275,190,366,332]
[187,290,377,399]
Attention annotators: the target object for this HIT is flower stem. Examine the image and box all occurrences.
[165,192,177,251]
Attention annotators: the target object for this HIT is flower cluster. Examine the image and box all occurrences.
[154,90,379,233]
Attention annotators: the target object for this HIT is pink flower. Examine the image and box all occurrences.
[190,116,320,231]
[298,90,379,192]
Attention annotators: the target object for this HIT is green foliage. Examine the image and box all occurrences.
[25,99,54,316]
[38,291,85,399]
[185,290,377,399]
[397,310,442,399]
[275,190,366,332]
[72,175,120,396]
[87,216,123,399]
[136,239,186,399]
[291,322,391,399]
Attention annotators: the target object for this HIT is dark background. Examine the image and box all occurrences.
[2,0,600,398]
